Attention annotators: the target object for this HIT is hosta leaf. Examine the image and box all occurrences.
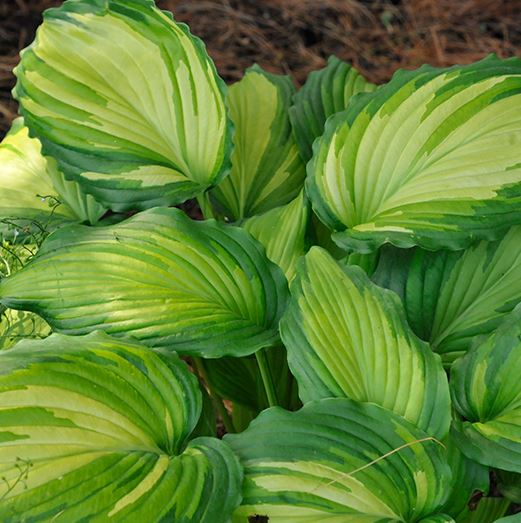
[0,308,50,350]
[243,191,309,281]
[371,227,521,364]
[371,245,415,302]
[495,515,521,523]
[231,404,256,435]
[0,239,50,350]
[0,119,105,233]
[462,498,512,523]
[441,437,489,520]
[0,119,74,228]
[192,387,217,438]
[211,66,305,220]
[451,307,521,472]
[0,331,242,522]
[0,237,38,279]
[14,0,231,211]
[308,55,521,252]
[289,55,376,162]
[311,214,381,274]
[341,250,380,276]
[405,226,521,363]
[0,207,288,358]
[46,157,107,225]
[226,398,452,522]
[280,246,450,438]
[311,212,348,259]
[204,356,262,411]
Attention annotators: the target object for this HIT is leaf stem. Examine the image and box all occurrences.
[196,192,215,220]
[256,348,279,407]
[192,356,236,434]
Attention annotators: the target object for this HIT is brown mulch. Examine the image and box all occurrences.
[0,0,520,136]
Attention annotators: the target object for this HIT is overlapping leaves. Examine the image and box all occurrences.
[0,207,288,358]
[440,437,489,520]
[289,55,376,162]
[226,398,452,522]
[212,66,305,220]
[281,246,450,438]
[405,227,521,363]
[243,191,309,281]
[0,118,105,235]
[0,237,50,350]
[0,308,50,350]
[370,227,521,364]
[308,55,521,252]
[203,347,298,416]
[3,3,521,518]
[14,0,232,211]
[451,307,521,472]
[0,332,242,522]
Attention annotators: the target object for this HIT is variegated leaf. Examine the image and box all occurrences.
[369,227,521,364]
[226,398,452,522]
[14,0,231,211]
[289,55,376,161]
[243,191,309,281]
[308,55,521,252]
[0,119,105,234]
[0,207,288,358]
[280,246,450,438]
[451,307,521,472]
[0,331,242,522]
[405,227,521,363]
[0,308,50,350]
[211,66,305,220]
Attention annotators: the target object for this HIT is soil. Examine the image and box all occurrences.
[0,0,520,136]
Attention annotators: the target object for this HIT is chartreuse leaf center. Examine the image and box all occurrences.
[226,398,452,522]
[13,0,232,211]
[243,190,310,282]
[0,331,242,522]
[0,207,288,358]
[308,55,521,252]
[281,246,450,439]
[211,65,305,221]
[0,118,106,237]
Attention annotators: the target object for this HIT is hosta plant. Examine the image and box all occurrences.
[1,0,521,521]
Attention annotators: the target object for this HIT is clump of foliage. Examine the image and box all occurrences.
[1,0,521,521]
